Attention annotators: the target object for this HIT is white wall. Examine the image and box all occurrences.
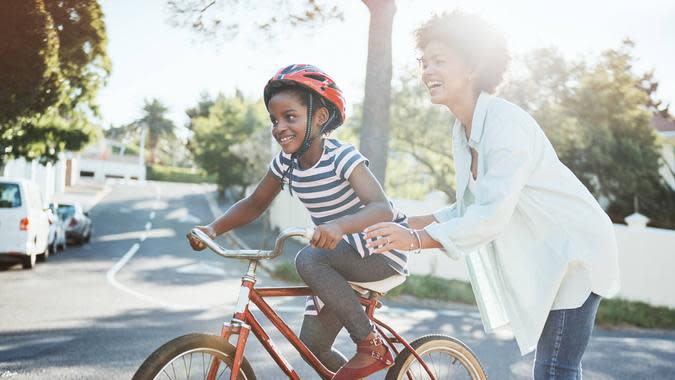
[269,192,675,308]
[78,157,146,180]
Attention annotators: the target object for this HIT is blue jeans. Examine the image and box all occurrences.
[534,293,601,380]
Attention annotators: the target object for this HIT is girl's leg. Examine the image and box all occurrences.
[295,240,399,344]
[299,311,347,372]
[533,293,602,380]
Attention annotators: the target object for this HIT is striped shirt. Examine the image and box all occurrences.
[269,139,409,315]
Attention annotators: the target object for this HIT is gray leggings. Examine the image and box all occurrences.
[295,240,399,371]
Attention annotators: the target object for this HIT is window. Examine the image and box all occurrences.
[0,183,21,208]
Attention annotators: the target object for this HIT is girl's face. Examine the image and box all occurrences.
[419,40,473,107]
[268,91,325,155]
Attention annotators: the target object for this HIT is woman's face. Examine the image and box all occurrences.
[419,41,472,107]
[268,91,309,155]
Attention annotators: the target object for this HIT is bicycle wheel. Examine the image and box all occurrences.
[133,333,256,380]
[385,334,486,380]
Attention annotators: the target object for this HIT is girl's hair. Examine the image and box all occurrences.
[415,10,509,94]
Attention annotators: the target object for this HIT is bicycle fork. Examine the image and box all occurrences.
[207,260,258,380]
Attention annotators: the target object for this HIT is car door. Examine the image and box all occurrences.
[0,181,24,253]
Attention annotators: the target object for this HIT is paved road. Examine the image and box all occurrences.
[1,180,673,379]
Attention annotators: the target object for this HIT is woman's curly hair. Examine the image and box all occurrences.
[415,10,510,94]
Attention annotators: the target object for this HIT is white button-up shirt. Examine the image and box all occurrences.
[424,93,621,354]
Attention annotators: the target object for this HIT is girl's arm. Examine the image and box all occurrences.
[311,162,393,249]
[187,170,281,250]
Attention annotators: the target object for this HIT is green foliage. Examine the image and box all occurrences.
[271,261,303,284]
[146,165,214,184]
[138,99,177,164]
[501,41,675,228]
[596,298,675,329]
[0,0,110,165]
[186,92,270,197]
[387,275,476,305]
[348,69,455,200]
[0,0,62,125]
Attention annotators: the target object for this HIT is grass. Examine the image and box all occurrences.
[146,165,215,184]
[269,261,675,330]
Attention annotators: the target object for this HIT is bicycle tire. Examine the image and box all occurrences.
[385,334,487,380]
[132,333,256,380]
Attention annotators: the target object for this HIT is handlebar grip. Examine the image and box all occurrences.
[190,228,213,246]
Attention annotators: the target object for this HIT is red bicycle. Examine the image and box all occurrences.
[132,227,486,380]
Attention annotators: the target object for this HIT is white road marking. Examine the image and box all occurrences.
[145,222,151,230]
[149,211,156,219]
[106,243,189,309]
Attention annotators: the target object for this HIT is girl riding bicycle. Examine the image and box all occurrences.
[187,64,409,379]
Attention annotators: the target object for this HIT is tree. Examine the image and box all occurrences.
[138,99,177,164]
[501,41,675,228]
[186,92,269,198]
[166,0,396,182]
[387,72,455,200]
[0,0,111,165]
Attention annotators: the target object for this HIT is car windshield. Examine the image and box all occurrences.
[57,204,76,219]
[0,183,21,208]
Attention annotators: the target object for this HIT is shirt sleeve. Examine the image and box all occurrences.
[269,151,289,182]
[433,203,459,223]
[334,144,369,180]
[425,115,535,260]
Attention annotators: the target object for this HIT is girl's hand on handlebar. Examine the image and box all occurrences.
[186,225,216,251]
[311,223,343,250]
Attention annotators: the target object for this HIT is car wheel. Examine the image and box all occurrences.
[22,252,36,269]
[38,246,49,263]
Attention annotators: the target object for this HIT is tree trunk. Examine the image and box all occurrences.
[359,0,396,183]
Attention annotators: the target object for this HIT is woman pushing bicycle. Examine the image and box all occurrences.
[365,10,621,379]
[187,64,409,379]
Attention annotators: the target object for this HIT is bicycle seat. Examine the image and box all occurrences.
[348,273,406,295]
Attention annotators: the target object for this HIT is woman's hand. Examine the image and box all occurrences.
[311,223,344,250]
[186,225,216,251]
[364,222,417,253]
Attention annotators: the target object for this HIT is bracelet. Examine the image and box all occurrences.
[409,229,422,254]
[413,230,422,254]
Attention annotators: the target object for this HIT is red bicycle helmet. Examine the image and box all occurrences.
[263,64,346,126]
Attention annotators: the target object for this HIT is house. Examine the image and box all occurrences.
[78,138,146,181]
[652,114,675,190]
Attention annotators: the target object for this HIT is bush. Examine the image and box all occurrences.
[146,165,215,183]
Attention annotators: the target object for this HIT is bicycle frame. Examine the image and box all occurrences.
[189,228,435,380]
[207,259,436,380]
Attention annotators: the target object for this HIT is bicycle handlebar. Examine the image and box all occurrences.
[190,227,314,260]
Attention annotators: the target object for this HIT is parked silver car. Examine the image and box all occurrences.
[56,202,92,245]
[47,205,67,254]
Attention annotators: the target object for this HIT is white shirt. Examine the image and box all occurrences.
[424,93,620,355]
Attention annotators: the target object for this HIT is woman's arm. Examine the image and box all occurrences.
[187,170,281,250]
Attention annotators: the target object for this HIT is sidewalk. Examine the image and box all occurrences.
[52,178,110,211]
[215,191,303,268]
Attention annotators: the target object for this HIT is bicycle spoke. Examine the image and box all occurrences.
[202,352,206,380]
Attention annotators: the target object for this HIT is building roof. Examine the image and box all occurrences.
[652,114,675,133]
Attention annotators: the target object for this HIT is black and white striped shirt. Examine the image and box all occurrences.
[270,138,409,263]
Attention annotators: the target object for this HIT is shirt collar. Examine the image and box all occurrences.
[468,92,492,147]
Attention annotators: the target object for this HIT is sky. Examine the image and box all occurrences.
[97,0,675,137]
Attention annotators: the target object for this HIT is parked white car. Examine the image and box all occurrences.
[0,177,50,269]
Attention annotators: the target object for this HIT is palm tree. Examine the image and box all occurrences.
[138,98,175,164]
